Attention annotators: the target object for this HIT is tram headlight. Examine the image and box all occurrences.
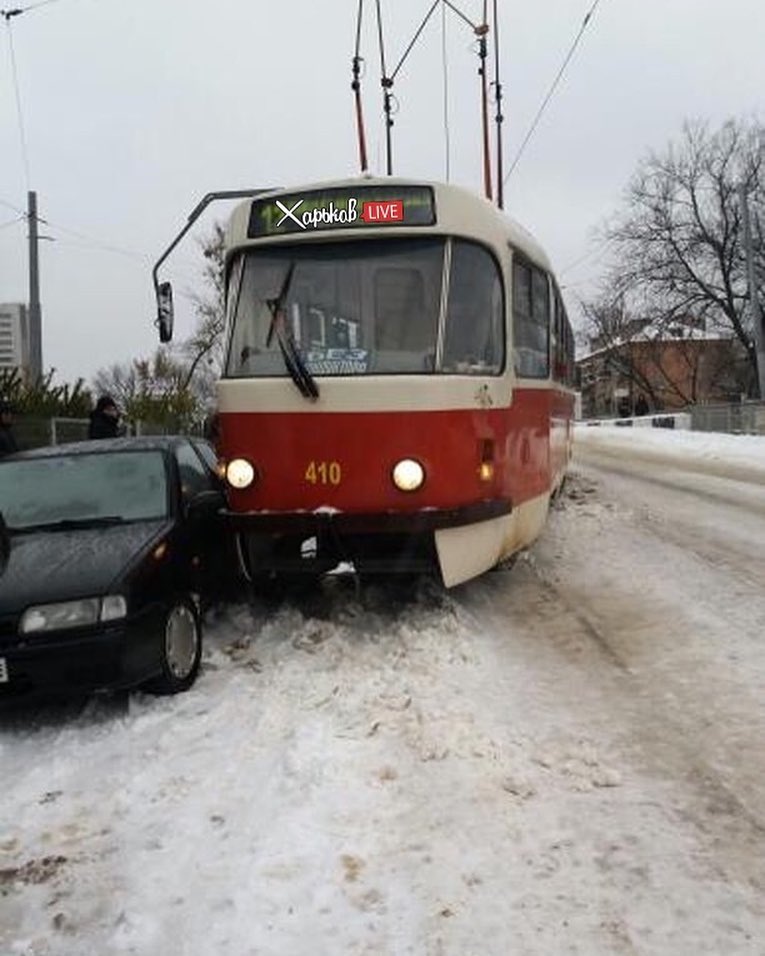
[392,458,425,492]
[226,458,255,490]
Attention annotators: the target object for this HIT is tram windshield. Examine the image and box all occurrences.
[225,238,504,379]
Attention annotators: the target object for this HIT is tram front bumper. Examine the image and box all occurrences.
[224,499,513,578]
[222,498,512,535]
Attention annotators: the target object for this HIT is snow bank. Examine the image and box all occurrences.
[574,423,765,485]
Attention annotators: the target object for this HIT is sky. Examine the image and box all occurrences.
[1,0,764,388]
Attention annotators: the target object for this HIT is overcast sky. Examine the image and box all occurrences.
[1,0,764,387]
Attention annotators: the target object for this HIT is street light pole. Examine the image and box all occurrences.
[27,189,42,379]
[739,183,765,400]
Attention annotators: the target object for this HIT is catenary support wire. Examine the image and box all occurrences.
[4,17,31,191]
[390,0,440,81]
[504,0,606,186]
[358,0,496,192]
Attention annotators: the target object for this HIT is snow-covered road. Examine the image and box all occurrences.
[2,428,765,955]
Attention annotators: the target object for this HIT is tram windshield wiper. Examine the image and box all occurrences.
[265,263,320,401]
[276,332,320,401]
[265,262,295,349]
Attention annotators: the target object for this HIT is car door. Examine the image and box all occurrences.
[174,441,231,600]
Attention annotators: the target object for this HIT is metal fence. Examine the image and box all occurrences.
[12,417,192,451]
[12,403,765,452]
[688,401,765,436]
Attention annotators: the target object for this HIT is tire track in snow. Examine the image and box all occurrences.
[523,472,765,902]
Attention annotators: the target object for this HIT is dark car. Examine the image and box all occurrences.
[0,436,237,698]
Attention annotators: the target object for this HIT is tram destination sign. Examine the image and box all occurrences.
[248,186,436,237]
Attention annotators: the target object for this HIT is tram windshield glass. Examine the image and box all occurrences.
[225,238,504,378]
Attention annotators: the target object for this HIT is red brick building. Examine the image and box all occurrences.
[577,323,749,418]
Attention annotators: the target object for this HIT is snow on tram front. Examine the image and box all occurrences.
[156,177,576,587]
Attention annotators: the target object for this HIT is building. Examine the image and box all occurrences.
[577,318,750,418]
[0,303,30,377]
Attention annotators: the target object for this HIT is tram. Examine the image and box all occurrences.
[155,177,575,587]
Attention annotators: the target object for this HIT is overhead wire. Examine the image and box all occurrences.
[368,0,485,179]
[390,0,440,82]
[441,0,476,31]
[374,0,388,90]
[0,197,26,215]
[43,231,149,263]
[2,0,69,14]
[4,16,32,191]
[2,0,79,206]
[441,0,450,182]
[558,238,609,277]
[503,0,606,186]
[1,196,146,260]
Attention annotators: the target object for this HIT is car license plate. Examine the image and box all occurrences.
[0,657,7,683]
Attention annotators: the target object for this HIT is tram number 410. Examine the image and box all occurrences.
[304,460,342,486]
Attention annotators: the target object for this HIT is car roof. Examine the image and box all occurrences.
[4,435,211,461]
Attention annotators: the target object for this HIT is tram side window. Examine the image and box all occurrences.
[551,292,561,380]
[552,291,567,382]
[513,260,550,378]
[442,241,504,375]
[565,317,576,386]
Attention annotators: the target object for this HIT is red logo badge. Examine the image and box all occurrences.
[361,200,404,223]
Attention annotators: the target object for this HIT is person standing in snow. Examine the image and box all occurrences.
[0,401,18,458]
[88,395,121,440]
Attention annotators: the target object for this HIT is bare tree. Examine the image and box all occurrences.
[93,351,197,429]
[93,223,228,431]
[578,294,663,408]
[586,117,764,396]
[177,223,227,408]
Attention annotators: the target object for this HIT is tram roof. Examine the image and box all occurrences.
[225,176,552,272]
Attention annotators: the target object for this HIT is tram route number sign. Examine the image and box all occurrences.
[248,186,436,237]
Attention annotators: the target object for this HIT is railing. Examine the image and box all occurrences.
[580,400,765,435]
[11,417,199,451]
[688,401,765,436]
[582,413,692,430]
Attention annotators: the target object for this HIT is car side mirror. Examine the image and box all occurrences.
[157,281,175,343]
[185,488,225,520]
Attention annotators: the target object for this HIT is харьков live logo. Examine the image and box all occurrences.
[275,197,404,229]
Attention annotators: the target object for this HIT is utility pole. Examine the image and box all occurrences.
[27,189,42,380]
[739,183,765,400]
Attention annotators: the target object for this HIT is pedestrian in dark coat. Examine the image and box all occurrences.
[0,401,18,458]
[88,395,120,440]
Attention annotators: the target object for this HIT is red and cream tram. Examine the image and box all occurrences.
[157,178,576,587]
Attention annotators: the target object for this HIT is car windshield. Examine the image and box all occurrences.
[225,237,504,378]
[0,450,168,530]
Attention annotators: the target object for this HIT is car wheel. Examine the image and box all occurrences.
[145,598,202,695]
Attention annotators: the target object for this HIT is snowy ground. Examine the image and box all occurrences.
[2,427,765,955]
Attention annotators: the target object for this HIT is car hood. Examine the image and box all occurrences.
[0,520,169,615]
